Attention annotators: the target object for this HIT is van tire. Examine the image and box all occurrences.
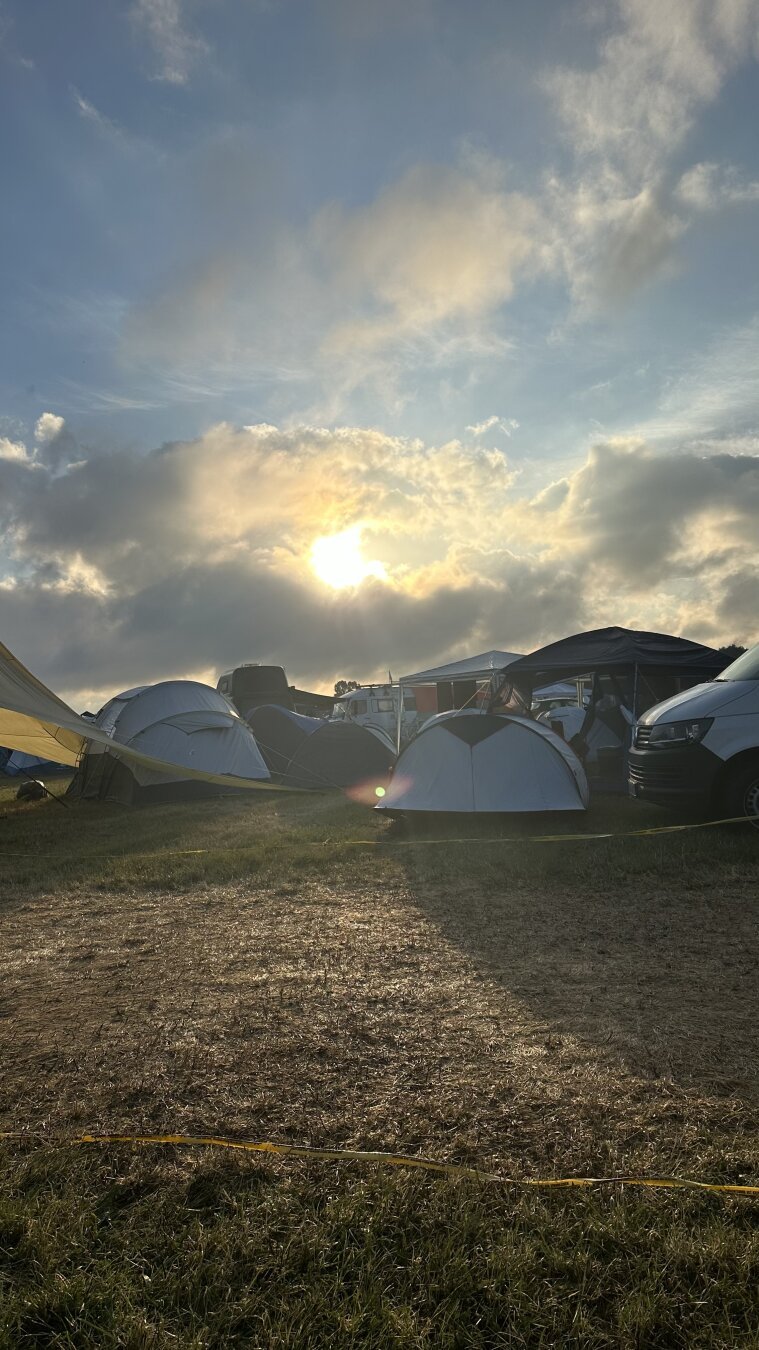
[720,757,759,826]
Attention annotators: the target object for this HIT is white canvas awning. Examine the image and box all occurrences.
[0,641,288,791]
[399,649,522,685]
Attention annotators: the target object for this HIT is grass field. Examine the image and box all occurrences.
[1,778,758,1346]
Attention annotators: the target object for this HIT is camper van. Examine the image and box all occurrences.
[331,684,422,743]
[628,643,759,820]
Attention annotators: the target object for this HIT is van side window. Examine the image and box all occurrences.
[351,699,368,716]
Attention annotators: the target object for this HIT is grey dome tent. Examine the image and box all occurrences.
[376,710,588,815]
[3,748,69,777]
[0,640,285,796]
[69,680,270,804]
[246,704,322,777]
[283,720,395,791]
[537,703,633,768]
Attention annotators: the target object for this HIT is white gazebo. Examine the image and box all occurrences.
[395,649,523,751]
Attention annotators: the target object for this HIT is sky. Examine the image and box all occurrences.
[1,0,759,707]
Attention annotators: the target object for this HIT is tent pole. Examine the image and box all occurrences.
[395,681,404,755]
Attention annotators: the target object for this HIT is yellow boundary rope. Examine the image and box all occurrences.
[0,814,755,861]
[1,1132,756,1194]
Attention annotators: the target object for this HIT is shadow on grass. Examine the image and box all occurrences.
[387,796,759,1109]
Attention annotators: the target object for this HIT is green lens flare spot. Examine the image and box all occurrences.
[375,786,386,798]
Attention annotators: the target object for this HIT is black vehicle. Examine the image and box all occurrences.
[217,664,334,721]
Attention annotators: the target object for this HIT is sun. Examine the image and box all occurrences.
[310,525,386,590]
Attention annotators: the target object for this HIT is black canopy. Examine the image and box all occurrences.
[508,627,725,680]
[505,627,726,716]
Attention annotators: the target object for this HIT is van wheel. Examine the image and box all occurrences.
[721,758,759,827]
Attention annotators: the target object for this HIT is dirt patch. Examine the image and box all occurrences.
[1,877,757,1178]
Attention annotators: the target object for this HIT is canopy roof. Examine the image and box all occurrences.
[400,649,522,686]
[532,680,580,702]
[506,627,725,684]
[0,641,285,791]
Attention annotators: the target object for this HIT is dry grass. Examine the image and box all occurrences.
[1,781,758,1345]
[1,783,757,1176]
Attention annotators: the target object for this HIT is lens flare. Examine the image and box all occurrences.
[345,775,392,806]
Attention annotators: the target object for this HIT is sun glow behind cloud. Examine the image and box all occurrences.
[310,525,387,590]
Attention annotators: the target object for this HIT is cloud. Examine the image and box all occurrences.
[631,317,759,443]
[71,86,123,138]
[544,176,686,310]
[0,436,32,464]
[714,566,759,637]
[131,0,208,84]
[511,439,759,655]
[0,7,34,69]
[28,413,81,474]
[70,86,163,161]
[0,421,565,700]
[466,416,520,438]
[34,412,65,444]
[523,437,759,580]
[545,0,759,179]
[676,161,759,211]
[541,1,759,309]
[317,163,541,350]
[111,1,759,411]
[2,420,758,705]
[3,423,520,582]
[119,155,544,420]
[591,187,684,302]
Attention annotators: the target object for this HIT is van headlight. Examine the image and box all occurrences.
[648,718,713,746]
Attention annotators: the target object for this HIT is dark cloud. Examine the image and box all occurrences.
[2,421,758,705]
[0,559,576,704]
[714,568,759,638]
[549,439,759,579]
[0,421,571,698]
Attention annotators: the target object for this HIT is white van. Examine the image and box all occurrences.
[331,684,422,744]
[628,643,759,820]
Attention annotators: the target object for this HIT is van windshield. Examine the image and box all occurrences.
[716,645,759,681]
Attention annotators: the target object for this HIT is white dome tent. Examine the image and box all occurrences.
[536,704,629,760]
[69,680,271,804]
[376,710,588,815]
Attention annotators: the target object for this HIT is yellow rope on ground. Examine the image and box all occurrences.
[1,1132,757,1194]
[0,813,755,861]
